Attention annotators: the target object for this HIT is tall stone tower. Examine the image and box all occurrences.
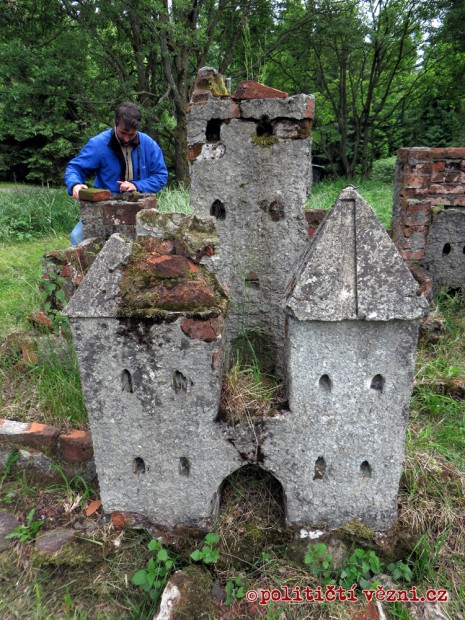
[188,68,314,371]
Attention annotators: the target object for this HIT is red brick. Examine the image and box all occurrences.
[139,237,175,256]
[188,143,202,162]
[230,101,240,118]
[403,175,430,189]
[148,279,219,312]
[181,317,224,342]
[429,184,463,195]
[431,171,446,183]
[432,160,446,172]
[412,162,432,175]
[304,98,315,119]
[429,196,454,206]
[141,255,198,279]
[451,196,465,206]
[431,147,465,159]
[58,430,93,463]
[79,188,112,202]
[29,310,52,330]
[0,418,59,452]
[400,249,425,261]
[404,225,428,238]
[232,80,288,100]
[60,265,74,278]
[445,171,464,183]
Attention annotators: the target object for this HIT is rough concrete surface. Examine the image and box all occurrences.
[423,208,465,295]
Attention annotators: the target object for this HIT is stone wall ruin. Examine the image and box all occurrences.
[392,147,465,296]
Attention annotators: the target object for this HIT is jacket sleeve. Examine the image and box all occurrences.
[133,139,168,194]
[64,137,101,195]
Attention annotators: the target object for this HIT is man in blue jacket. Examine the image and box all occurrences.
[65,102,168,245]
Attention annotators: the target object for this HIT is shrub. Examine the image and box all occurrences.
[371,156,398,184]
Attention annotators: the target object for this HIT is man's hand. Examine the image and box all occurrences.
[72,183,88,200]
[117,181,137,192]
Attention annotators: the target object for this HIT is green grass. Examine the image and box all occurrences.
[0,235,70,338]
[0,187,78,242]
[308,177,394,228]
[156,183,192,214]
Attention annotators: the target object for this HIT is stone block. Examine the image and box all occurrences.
[240,94,315,120]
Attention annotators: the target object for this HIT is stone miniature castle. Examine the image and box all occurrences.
[64,70,428,533]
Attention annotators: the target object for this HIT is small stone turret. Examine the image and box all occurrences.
[64,212,242,527]
[265,187,428,530]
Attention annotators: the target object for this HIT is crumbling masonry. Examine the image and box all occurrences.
[64,73,428,532]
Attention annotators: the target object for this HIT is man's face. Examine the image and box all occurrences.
[115,124,138,145]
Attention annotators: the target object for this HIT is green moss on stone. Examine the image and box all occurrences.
[117,239,228,319]
[334,518,376,542]
[31,540,100,568]
[170,566,215,619]
[251,134,279,148]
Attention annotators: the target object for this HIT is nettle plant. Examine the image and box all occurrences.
[131,539,175,602]
[190,532,220,564]
[305,543,413,591]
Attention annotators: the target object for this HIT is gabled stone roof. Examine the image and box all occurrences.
[287,187,429,321]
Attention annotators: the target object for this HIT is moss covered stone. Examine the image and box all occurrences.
[168,566,215,620]
[251,134,279,148]
[117,236,228,320]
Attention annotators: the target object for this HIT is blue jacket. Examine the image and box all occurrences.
[65,128,168,195]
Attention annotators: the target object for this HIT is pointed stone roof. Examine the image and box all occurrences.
[287,187,429,321]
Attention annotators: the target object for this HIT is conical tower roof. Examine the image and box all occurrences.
[287,187,429,321]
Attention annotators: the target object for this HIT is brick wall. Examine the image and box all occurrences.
[392,147,465,297]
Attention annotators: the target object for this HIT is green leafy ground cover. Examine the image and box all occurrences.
[0,184,464,618]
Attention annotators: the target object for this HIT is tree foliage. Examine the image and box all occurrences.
[0,0,463,184]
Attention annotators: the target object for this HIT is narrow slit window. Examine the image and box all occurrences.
[442,243,451,255]
[210,200,226,220]
[313,456,326,480]
[319,374,332,392]
[360,461,372,478]
[133,457,146,474]
[179,457,190,477]
[370,374,384,393]
[121,369,133,393]
[206,118,222,142]
[256,118,273,137]
[173,370,192,393]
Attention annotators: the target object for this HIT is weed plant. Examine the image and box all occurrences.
[156,184,192,214]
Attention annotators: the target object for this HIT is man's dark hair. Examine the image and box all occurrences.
[115,102,141,129]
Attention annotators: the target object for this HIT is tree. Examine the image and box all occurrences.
[266,0,440,176]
